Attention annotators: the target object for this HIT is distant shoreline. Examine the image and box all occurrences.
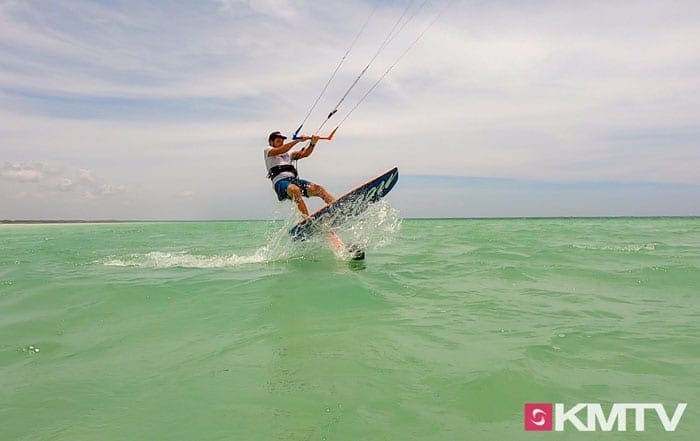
[2,216,698,225]
[1,220,127,225]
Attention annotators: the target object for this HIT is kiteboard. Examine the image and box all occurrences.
[289,167,399,247]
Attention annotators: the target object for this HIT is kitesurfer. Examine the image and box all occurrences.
[264,131,335,220]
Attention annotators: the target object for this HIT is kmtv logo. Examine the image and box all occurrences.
[524,404,553,431]
[524,403,687,432]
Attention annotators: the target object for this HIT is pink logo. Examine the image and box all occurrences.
[524,403,553,431]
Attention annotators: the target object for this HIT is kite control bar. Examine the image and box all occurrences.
[294,126,339,142]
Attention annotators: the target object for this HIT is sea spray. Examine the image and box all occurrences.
[102,202,402,268]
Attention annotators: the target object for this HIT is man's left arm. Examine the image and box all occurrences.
[291,135,320,160]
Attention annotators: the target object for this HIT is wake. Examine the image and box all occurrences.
[102,201,401,269]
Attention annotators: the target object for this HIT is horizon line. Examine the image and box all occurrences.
[2,215,699,224]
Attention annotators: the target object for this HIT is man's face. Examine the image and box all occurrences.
[271,137,284,147]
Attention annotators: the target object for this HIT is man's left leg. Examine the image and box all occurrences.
[307,183,335,204]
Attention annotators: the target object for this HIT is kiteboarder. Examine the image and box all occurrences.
[264,131,335,220]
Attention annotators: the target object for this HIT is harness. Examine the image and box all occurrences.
[267,164,298,180]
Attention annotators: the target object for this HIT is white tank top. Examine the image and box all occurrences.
[264,147,296,186]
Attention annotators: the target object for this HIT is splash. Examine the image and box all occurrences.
[328,199,402,251]
[102,249,272,268]
[297,200,401,260]
[570,243,656,252]
[101,202,401,268]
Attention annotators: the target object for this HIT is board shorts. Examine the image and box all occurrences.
[274,177,312,201]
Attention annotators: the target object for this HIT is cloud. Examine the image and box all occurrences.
[0,0,698,219]
[78,168,97,184]
[57,177,74,191]
[0,161,62,182]
[1,162,44,182]
[99,184,126,196]
[177,190,196,199]
[215,0,300,20]
[76,169,126,199]
[1,161,125,200]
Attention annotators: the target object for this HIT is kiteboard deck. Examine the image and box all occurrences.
[289,167,399,243]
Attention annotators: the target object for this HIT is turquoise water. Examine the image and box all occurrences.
[1,216,699,440]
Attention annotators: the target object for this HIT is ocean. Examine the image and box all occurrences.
[1,214,699,440]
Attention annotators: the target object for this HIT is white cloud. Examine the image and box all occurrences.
[97,183,126,196]
[0,161,62,182]
[177,190,196,199]
[216,0,300,20]
[0,0,698,218]
[1,161,126,199]
[0,162,44,182]
[57,177,74,191]
[76,170,126,199]
[77,168,95,183]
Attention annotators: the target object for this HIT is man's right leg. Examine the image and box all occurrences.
[286,184,310,218]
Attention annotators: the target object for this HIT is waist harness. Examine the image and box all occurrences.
[267,164,298,180]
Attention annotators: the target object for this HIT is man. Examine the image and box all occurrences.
[264,131,335,220]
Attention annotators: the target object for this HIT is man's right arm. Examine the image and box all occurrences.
[267,137,310,157]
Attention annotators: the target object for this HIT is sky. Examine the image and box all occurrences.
[1,0,699,219]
